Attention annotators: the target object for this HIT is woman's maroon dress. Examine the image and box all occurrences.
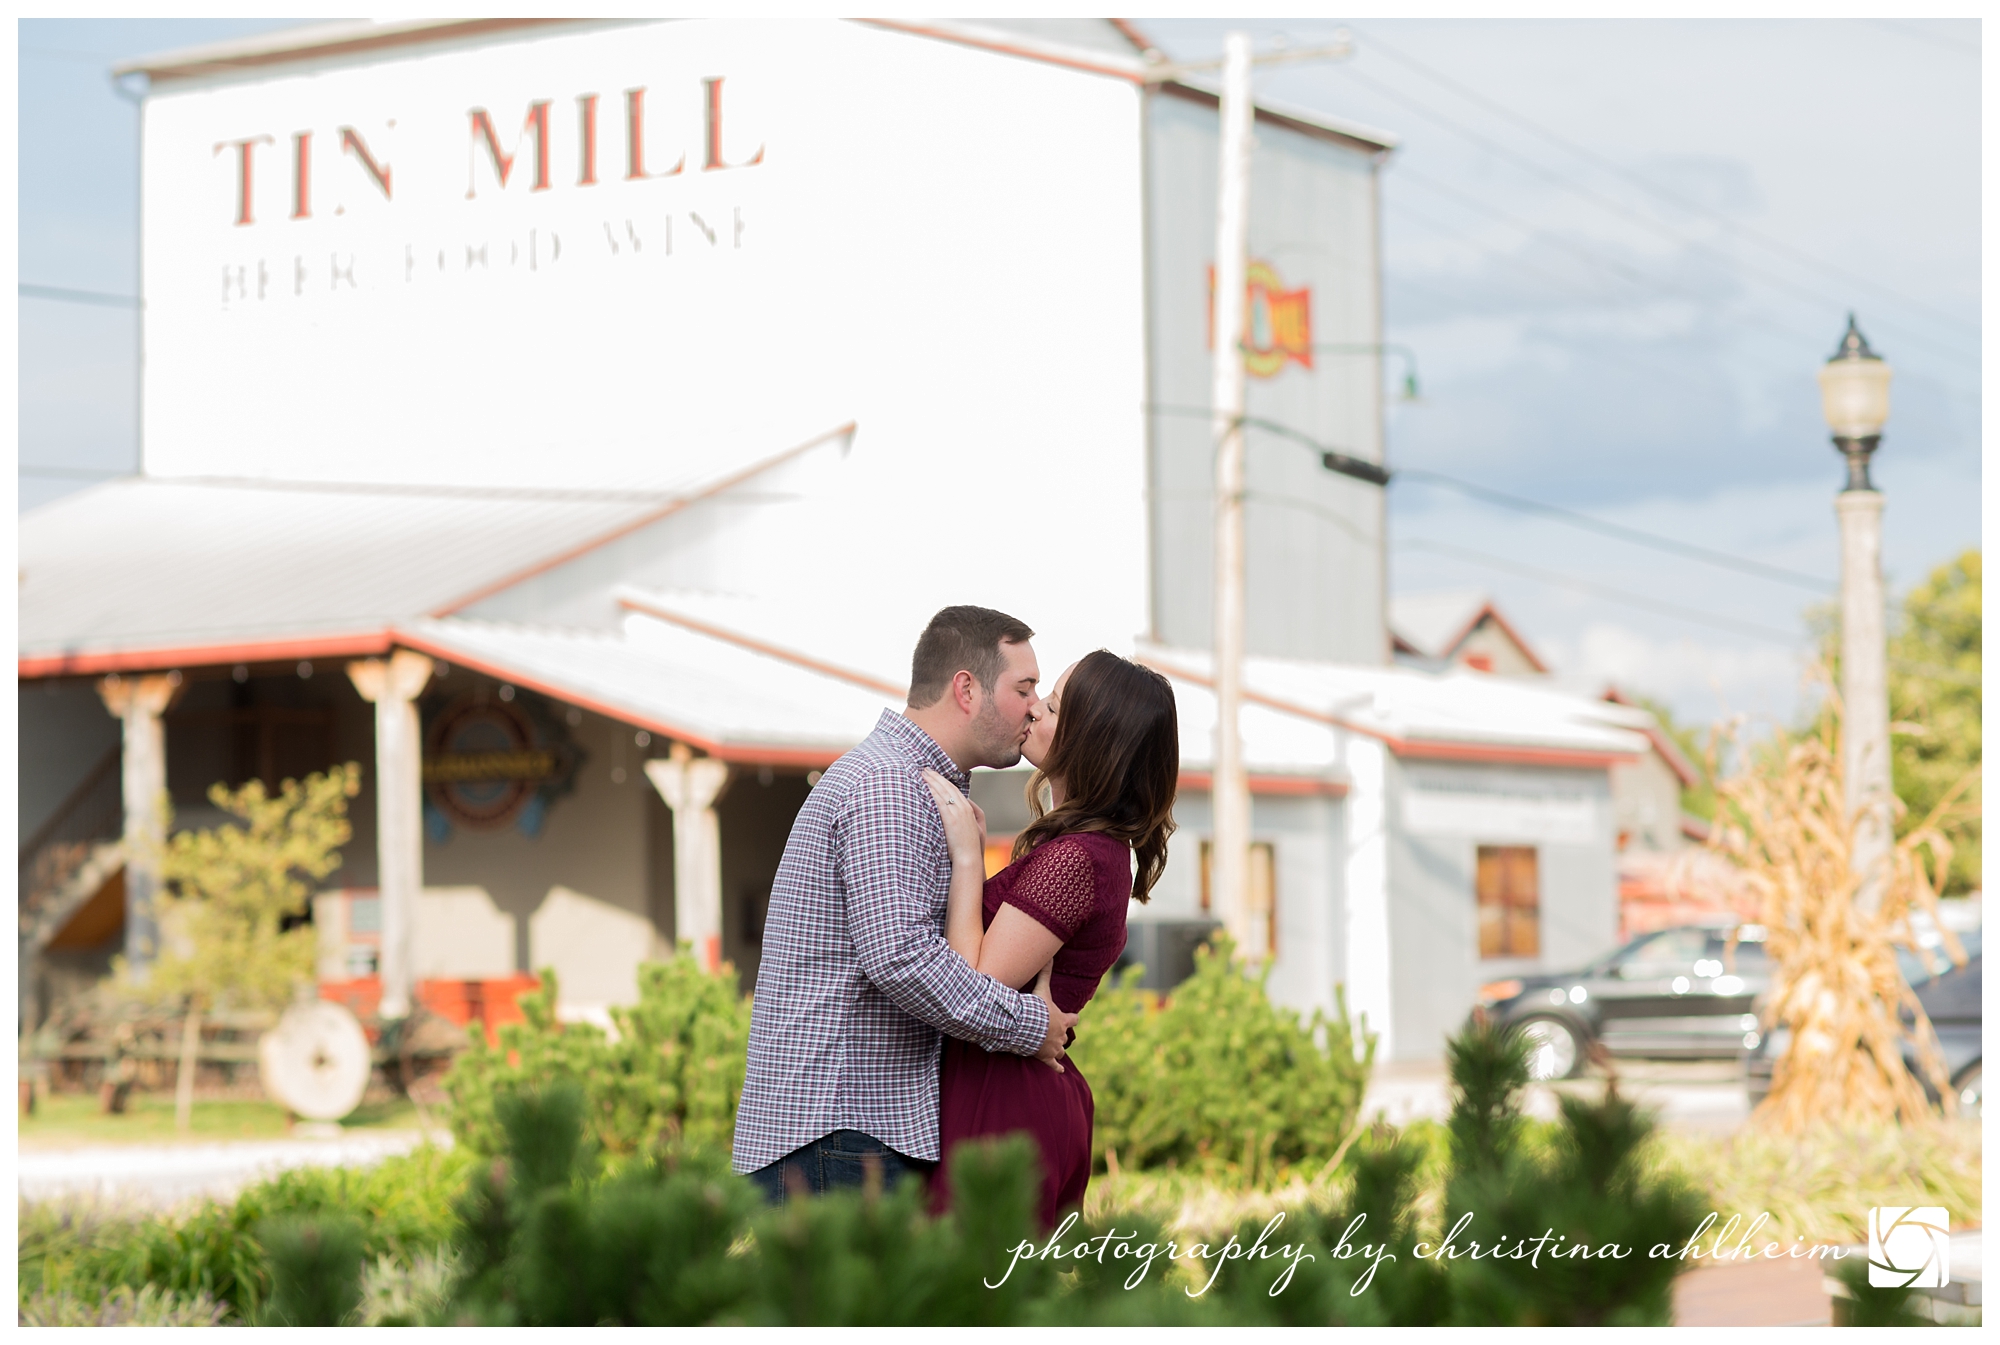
[933,830,1132,1230]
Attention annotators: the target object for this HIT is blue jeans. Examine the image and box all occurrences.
[745,1129,935,1205]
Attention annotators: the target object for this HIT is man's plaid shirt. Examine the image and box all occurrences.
[731,710,1050,1170]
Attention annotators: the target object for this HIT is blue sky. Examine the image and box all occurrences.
[17,17,1981,729]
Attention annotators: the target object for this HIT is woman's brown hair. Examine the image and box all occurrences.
[1010,650,1179,901]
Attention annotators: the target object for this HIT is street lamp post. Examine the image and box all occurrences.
[1816,315,1894,912]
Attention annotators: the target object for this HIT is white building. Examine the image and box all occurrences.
[20,18,1651,1062]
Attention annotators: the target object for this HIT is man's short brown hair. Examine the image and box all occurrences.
[908,606,1035,709]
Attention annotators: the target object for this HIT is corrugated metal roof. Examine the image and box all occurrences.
[19,428,854,673]
[397,614,896,764]
[18,477,666,666]
[1143,644,1648,761]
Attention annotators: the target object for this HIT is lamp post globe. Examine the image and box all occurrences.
[1817,314,1892,490]
[1820,314,1893,911]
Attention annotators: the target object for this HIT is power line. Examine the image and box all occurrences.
[1387,174,1981,408]
[1336,61,1980,372]
[1396,537,1803,644]
[1150,402,1837,591]
[1396,469,1833,591]
[1348,23,1981,340]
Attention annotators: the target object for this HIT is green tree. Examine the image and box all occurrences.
[1812,550,1982,893]
[128,764,362,1127]
[1887,550,1979,893]
[1632,695,1716,823]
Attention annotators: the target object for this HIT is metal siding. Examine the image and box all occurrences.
[1143,90,1386,663]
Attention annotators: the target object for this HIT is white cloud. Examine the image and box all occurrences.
[1538,622,1808,729]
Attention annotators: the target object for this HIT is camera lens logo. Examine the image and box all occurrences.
[1867,1207,1949,1288]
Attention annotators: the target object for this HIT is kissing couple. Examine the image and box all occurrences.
[731,605,1179,1228]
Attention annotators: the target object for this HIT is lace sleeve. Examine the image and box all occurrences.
[1004,836,1098,941]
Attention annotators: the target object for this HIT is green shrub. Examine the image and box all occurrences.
[253,1214,366,1326]
[1069,935,1376,1179]
[255,1020,1702,1326]
[18,1283,227,1326]
[444,955,752,1159]
[17,1143,470,1323]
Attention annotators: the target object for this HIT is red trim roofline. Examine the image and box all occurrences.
[859,19,1148,83]
[1140,655,1637,770]
[1180,771,1348,798]
[20,631,393,679]
[1108,19,1156,53]
[617,594,908,701]
[1601,686,1701,787]
[1435,602,1550,675]
[117,19,581,82]
[1153,80,1397,157]
[385,626,848,769]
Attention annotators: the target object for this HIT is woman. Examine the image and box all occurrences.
[919,649,1178,1229]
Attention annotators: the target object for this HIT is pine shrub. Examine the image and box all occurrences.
[1070,935,1376,1178]
[444,955,751,1160]
[253,1214,366,1326]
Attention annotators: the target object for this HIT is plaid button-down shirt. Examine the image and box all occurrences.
[731,710,1050,1170]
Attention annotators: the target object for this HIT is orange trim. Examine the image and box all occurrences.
[386,627,848,769]
[1155,80,1396,156]
[1140,654,1637,770]
[617,595,908,700]
[1389,740,1629,769]
[1107,18,1156,53]
[858,19,1147,83]
[1600,687,1700,785]
[433,422,856,617]
[122,19,580,82]
[20,630,393,679]
[1180,771,1348,798]
[1472,608,1544,672]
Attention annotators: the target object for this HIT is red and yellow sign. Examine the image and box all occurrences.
[1207,261,1314,378]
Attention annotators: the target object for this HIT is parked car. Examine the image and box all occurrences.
[1474,921,1771,1081]
[1743,930,1981,1117]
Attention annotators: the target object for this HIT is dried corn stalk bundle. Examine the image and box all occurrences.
[1708,689,1974,1133]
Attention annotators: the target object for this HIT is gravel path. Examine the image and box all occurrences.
[17,1129,448,1208]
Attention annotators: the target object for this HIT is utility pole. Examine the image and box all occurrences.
[1210,31,1256,959]
[1186,28,1354,963]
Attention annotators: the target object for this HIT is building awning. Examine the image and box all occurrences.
[1143,644,1648,769]
[18,428,854,678]
[395,615,895,768]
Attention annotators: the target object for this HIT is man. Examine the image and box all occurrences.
[732,605,1078,1199]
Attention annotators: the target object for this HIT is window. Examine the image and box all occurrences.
[1614,926,1707,979]
[1199,839,1277,956]
[1476,845,1538,959]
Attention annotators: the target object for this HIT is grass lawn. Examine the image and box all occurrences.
[18,1092,429,1147]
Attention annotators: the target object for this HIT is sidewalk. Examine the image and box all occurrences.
[1361,1058,1751,1132]
[17,1128,446,1208]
